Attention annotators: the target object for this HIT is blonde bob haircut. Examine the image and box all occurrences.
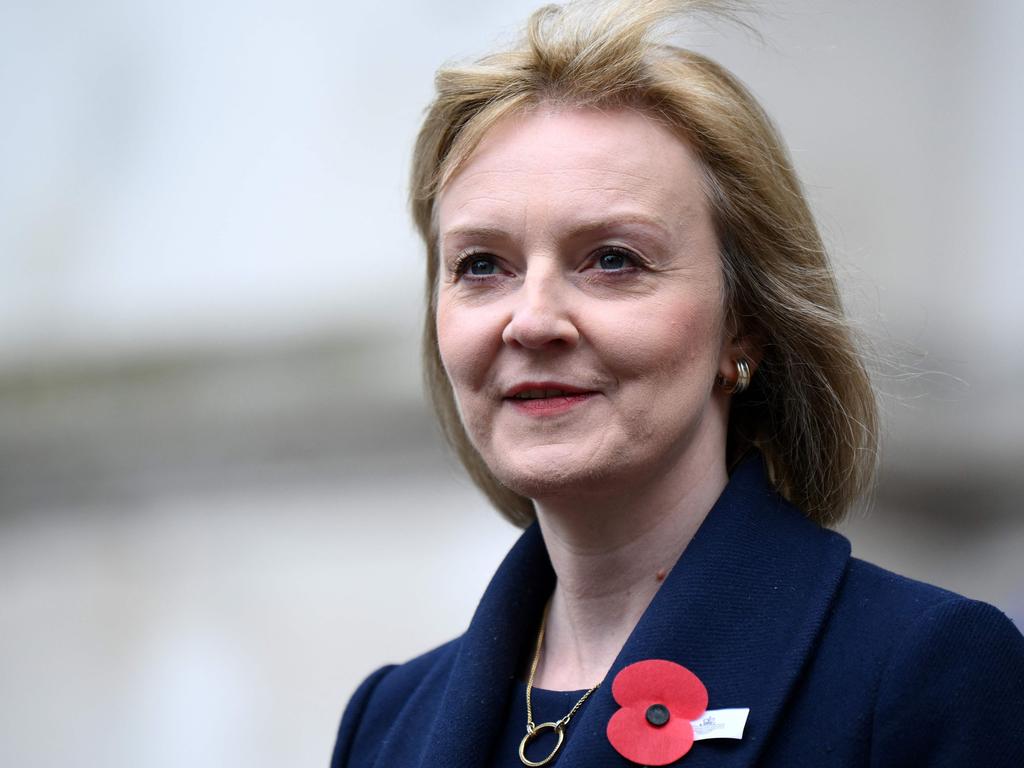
[411,0,878,528]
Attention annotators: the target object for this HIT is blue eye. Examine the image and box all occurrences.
[596,249,633,270]
[454,254,500,278]
[469,258,496,275]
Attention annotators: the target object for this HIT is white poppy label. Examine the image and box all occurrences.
[690,708,750,740]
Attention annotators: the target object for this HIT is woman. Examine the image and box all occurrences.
[333,1,1024,766]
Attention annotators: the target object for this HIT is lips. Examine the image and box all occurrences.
[504,382,596,399]
[512,387,586,400]
[503,382,599,416]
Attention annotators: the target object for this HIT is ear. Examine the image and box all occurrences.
[717,321,764,384]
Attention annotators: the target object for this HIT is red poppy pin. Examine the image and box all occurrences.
[606,659,709,765]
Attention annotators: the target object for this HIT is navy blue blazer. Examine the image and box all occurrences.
[332,457,1024,767]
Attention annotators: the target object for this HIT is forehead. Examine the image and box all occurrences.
[437,106,709,238]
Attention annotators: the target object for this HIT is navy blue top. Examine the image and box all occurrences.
[332,455,1024,767]
[488,681,594,768]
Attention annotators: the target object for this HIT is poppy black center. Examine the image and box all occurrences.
[645,703,671,727]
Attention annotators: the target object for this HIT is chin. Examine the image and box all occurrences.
[486,445,623,501]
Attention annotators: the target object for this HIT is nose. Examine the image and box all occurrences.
[501,267,580,349]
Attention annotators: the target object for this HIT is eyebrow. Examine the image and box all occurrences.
[440,225,512,246]
[564,215,671,243]
[440,214,671,249]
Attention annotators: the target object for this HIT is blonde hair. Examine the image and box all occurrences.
[411,0,878,527]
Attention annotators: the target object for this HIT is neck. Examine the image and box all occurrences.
[529,449,727,691]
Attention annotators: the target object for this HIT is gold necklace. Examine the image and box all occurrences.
[518,602,601,767]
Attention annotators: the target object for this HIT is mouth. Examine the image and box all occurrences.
[503,382,599,415]
[504,382,596,399]
[509,387,589,400]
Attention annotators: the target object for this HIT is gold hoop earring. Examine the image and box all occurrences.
[716,357,751,395]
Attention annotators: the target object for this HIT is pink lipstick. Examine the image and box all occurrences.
[504,382,598,416]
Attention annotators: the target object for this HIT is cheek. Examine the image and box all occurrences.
[435,304,466,385]
[610,297,725,383]
[435,302,494,394]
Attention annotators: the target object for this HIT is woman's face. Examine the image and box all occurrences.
[435,107,737,501]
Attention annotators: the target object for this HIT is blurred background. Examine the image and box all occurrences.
[1,0,1021,765]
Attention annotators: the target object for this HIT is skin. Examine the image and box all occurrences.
[435,105,752,690]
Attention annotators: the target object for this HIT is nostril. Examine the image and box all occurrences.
[501,312,580,349]
[500,278,581,349]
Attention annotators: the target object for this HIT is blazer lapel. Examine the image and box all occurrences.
[558,456,852,767]
[416,455,850,768]
[415,522,555,768]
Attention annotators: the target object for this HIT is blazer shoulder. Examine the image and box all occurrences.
[841,557,969,617]
[367,635,462,701]
[832,558,1024,766]
[833,557,1023,661]
[808,555,972,659]
[330,637,462,768]
[869,593,1024,767]
[331,664,395,768]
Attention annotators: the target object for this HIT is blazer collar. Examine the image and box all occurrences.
[418,454,851,768]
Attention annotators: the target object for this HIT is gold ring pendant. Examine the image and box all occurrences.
[518,721,565,767]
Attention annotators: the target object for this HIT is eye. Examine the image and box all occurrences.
[467,257,497,276]
[453,252,501,278]
[594,247,637,271]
